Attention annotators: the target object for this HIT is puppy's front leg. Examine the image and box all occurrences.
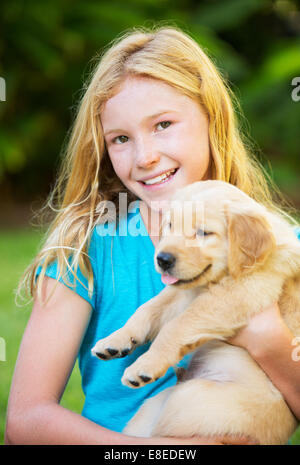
[122,273,284,387]
[121,309,215,388]
[92,285,185,361]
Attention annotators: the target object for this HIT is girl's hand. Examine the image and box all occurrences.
[149,434,258,445]
[228,302,287,357]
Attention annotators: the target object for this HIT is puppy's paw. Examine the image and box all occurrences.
[91,329,138,360]
[121,353,167,388]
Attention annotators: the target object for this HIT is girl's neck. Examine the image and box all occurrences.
[139,201,162,248]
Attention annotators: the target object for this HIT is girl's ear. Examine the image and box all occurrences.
[227,209,276,278]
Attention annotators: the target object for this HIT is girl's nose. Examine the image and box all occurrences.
[134,137,160,168]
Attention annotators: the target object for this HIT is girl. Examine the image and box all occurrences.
[5,25,300,445]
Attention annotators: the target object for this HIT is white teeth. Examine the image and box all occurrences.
[143,169,176,185]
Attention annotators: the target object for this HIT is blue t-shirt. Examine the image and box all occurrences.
[36,203,191,432]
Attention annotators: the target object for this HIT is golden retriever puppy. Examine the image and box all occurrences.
[92,180,300,444]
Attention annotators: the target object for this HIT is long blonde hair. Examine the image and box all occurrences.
[17,24,295,305]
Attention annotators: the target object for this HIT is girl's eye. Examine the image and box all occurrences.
[110,121,171,144]
[157,121,171,131]
[112,135,128,144]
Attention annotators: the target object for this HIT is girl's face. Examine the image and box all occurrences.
[101,75,211,210]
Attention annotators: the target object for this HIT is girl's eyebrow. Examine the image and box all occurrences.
[103,110,179,136]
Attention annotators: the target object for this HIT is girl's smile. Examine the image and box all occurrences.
[138,167,179,190]
[101,75,211,212]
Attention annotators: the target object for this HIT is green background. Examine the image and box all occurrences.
[0,0,299,445]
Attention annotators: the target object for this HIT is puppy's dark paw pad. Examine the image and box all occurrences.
[129,380,140,387]
[120,348,131,357]
[95,352,107,360]
[107,348,119,356]
[139,375,152,383]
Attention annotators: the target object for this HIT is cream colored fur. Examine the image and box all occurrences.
[92,180,300,445]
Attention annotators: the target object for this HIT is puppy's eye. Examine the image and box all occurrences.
[196,229,213,237]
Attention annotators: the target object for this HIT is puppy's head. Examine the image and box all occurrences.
[155,180,276,288]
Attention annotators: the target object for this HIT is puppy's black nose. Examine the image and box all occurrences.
[156,252,176,271]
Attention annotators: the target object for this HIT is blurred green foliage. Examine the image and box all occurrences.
[0,0,299,207]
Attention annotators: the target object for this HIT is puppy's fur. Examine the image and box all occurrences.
[92,180,300,445]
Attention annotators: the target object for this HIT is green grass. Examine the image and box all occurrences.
[0,228,299,445]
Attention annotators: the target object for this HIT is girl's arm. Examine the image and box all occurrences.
[230,303,300,421]
[5,276,117,445]
[6,276,253,445]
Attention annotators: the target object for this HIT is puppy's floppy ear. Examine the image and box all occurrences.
[227,209,276,278]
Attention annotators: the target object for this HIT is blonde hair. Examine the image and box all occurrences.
[16,24,295,305]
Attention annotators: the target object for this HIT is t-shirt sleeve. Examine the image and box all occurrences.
[295,227,300,241]
[35,229,98,310]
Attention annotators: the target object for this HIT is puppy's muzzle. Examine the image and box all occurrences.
[156,252,176,271]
